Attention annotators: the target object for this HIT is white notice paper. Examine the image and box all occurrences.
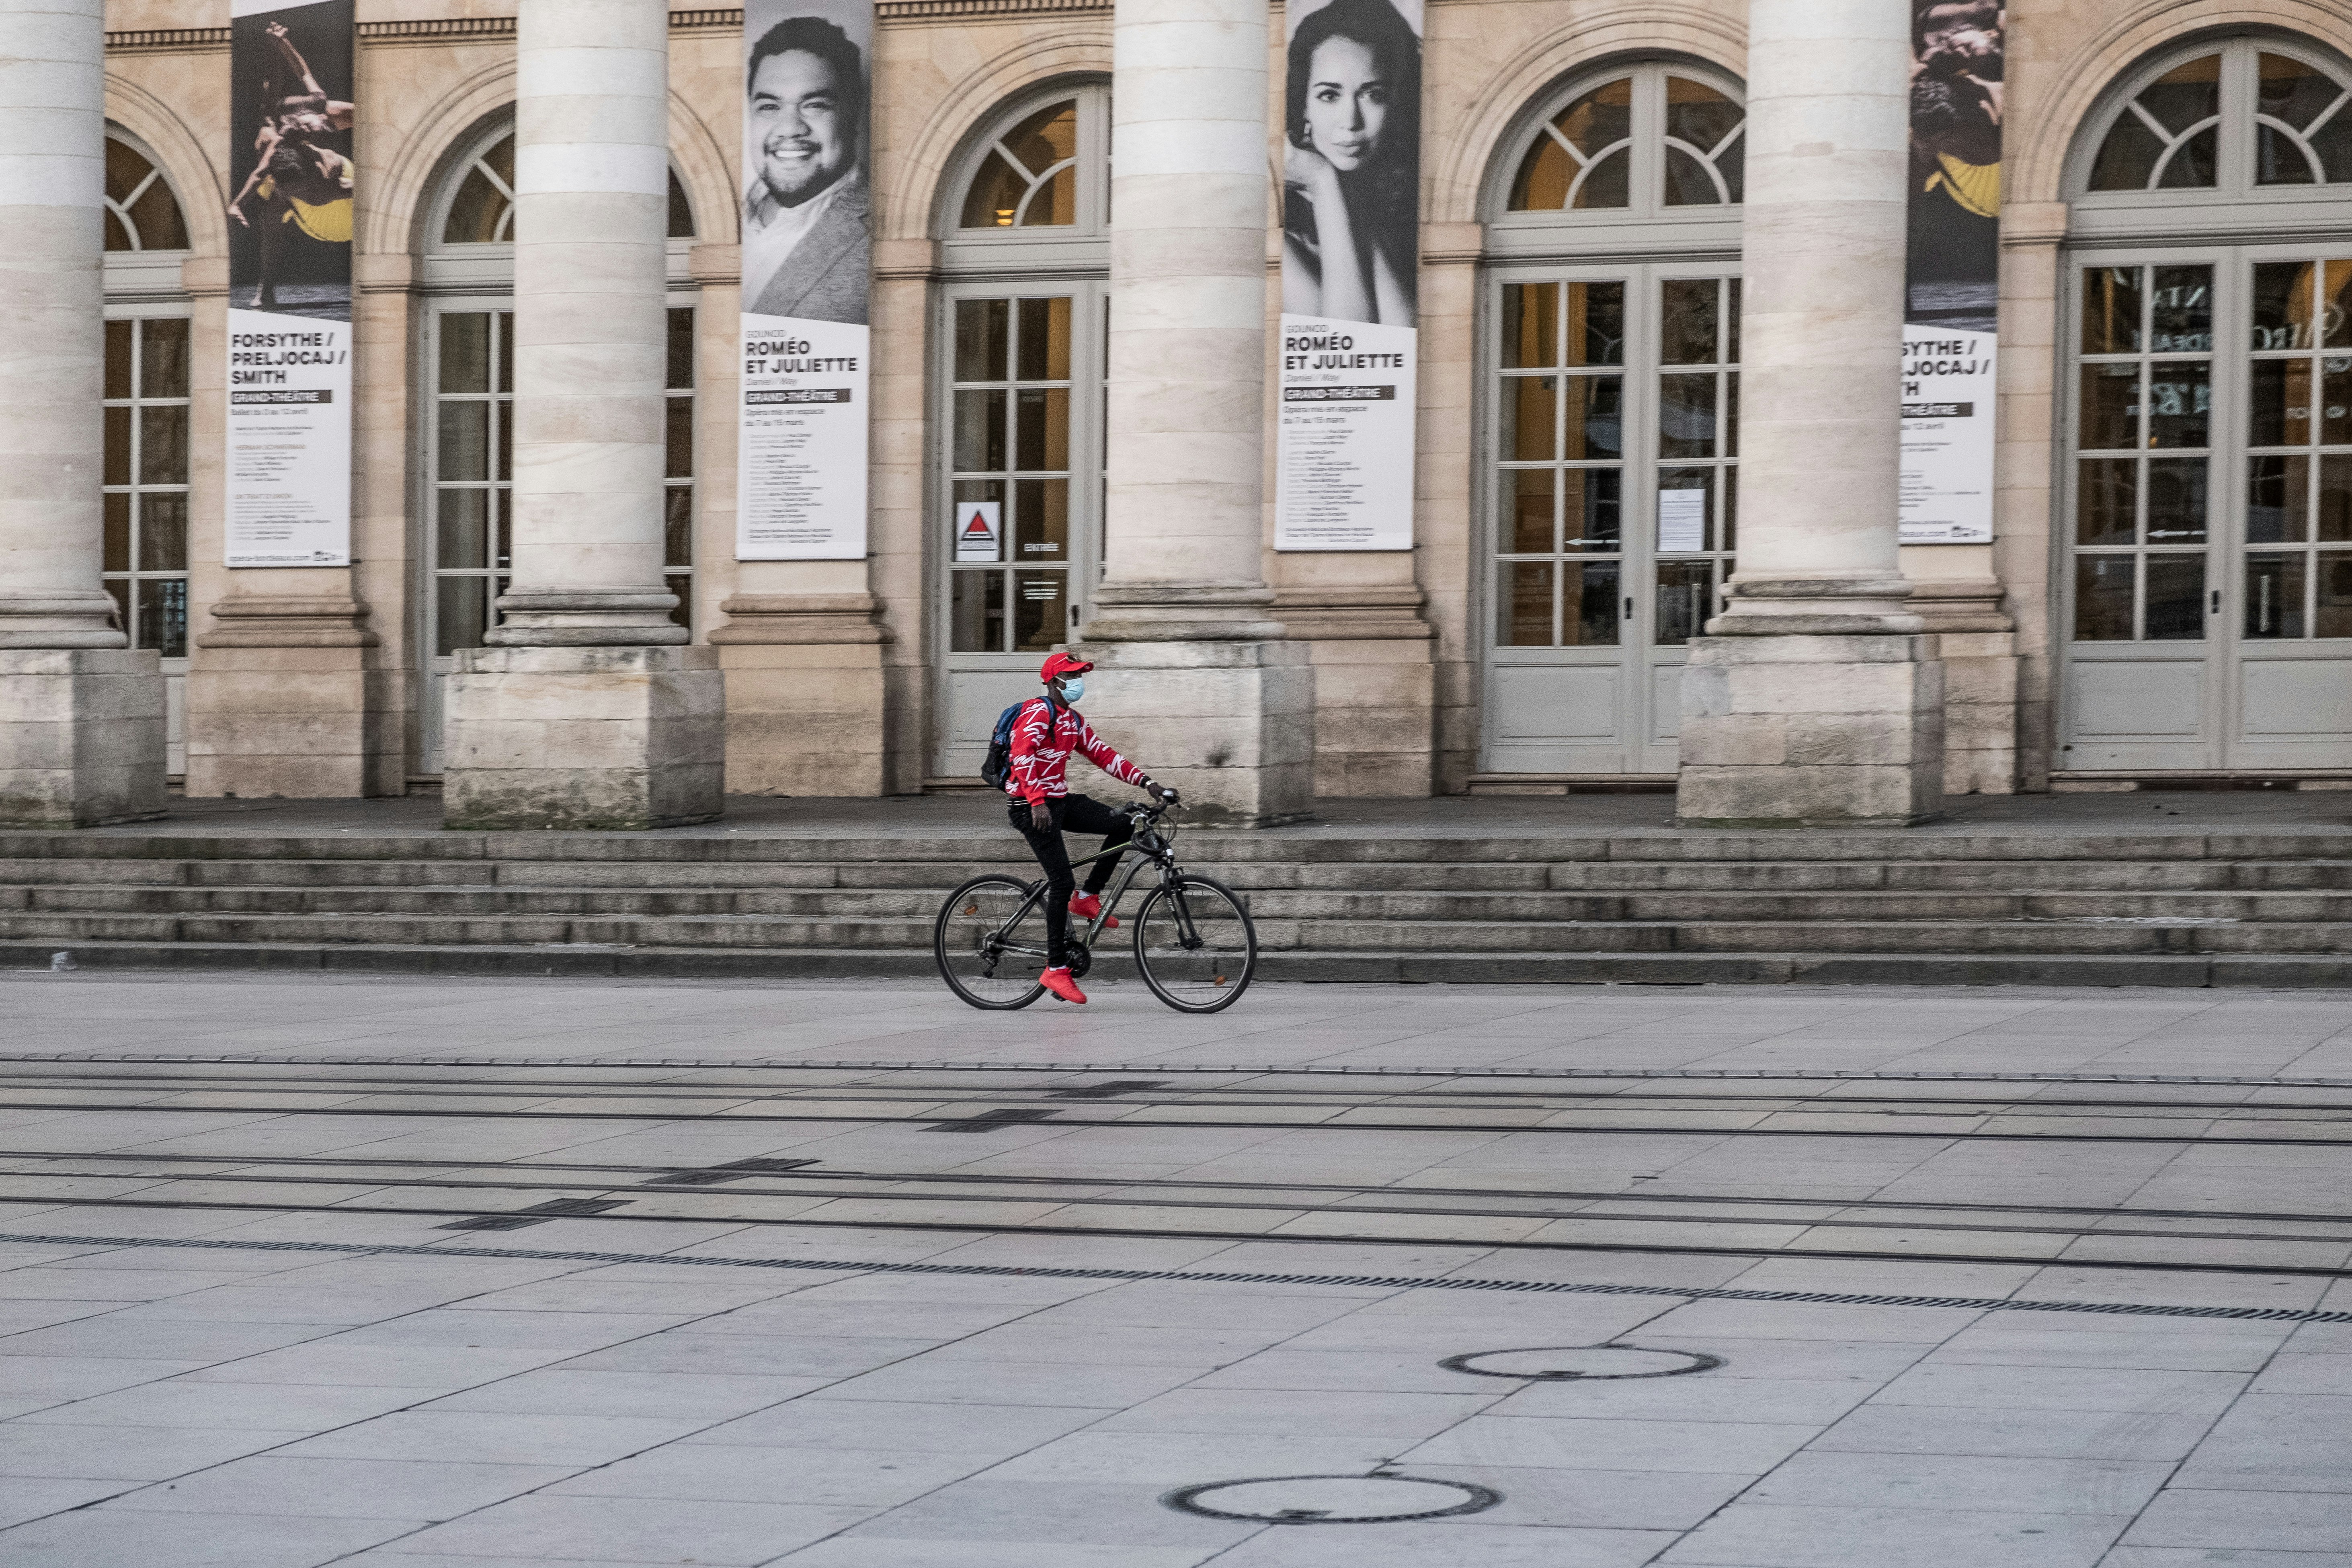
[1658,489,1708,554]
[226,307,353,566]
[1274,315,1418,551]
[737,315,869,560]
[952,500,1001,562]
[1899,327,1997,543]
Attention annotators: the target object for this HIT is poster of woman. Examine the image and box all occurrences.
[1273,0,1422,552]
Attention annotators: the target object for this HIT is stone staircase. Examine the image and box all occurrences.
[6,824,2352,984]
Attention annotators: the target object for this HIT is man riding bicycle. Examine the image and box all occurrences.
[1004,652,1179,1005]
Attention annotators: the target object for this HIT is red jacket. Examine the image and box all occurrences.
[1005,697,1147,808]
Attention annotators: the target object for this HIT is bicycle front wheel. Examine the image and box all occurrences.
[1132,873,1257,1013]
[935,874,1048,1010]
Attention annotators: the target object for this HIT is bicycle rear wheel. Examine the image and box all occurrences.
[935,874,1048,1009]
[1132,873,1257,1013]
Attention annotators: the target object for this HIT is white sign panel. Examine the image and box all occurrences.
[951,500,1001,562]
[226,311,353,565]
[1271,0,1421,552]
[1657,487,1708,553]
[1899,332,1997,544]
[736,0,873,561]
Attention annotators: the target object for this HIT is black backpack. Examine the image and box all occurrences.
[980,695,1054,788]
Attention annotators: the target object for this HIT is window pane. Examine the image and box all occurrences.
[438,402,489,481]
[2260,53,2341,131]
[141,319,189,399]
[1020,165,1075,227]
[2142,55,2222,135]
[961,151,1028,228]
[1499,561,1554,646]
[2252,263,2315,350]
[1722,467,1737,551]
[437,490,491,570]
[2145,457,2207,543]
[137,405,186,486]
[1013,387,1069,471]
[104,492,130,574]
[954,299,1009,382]
[1499,468,1553,553]
[1657,467,1717,551]
[2318,553,2352,637]
[138,493,187,572]
[103,406,129,486]
[1661,279,1719,365]
[443,165,510,244]
[2079,363,2139,449]
[950,571,1006,652]
[666,573,692,631]
[2150,265,2213,352]
[2249,358,2310,448]
[2329,262,2352,350]
[2146,360,2210,449]
[1003,101,1078,182]
[2081,268,2143,355]
[1657,373,1717,458]
[2077,458,2137,545]
[1551,79,1632,168]
[664,486,693,571]
[1507,137,1570,211]
[2328,358,2352,445]
[954,389,1007,472]
[665,396,693,479]
[441,313,491,394]
[1563,468,1622,551]
[2089,115,2165,191]
[2158,125,2219,189]
[1501,283,1556,368]
[1654,560,1713,646]
[1012,570,1067,652]
[437,576,491,657]
[1566,282,1624,367]
[2144,553,2206,639]
[1662,146,1720,206]
[105,320,132,400]
[1014,478,1069,564]
[1501,375,1555,461]
[2245,553,2306,638]
[2322,455,2352,541]
[103,580,129,640]
[1666,77,1741,152]
[2247,455,2305,543]
[666,308,694,390]
[2073,555,2135,640]
[1564,375,1622,460]
[1726,279,1742,363]
[1565,559,1621,647]
[1017,297,1071,381]
[1574,147,1630,210]
[137,578,187,659]
[2258,123,2318,186]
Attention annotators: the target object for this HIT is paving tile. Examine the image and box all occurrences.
[1745,1451,2171,1515]
[988,1430,1403,1485]
[107,1456,576,1521]
[1926,1324,2293,1373]
[0,1422,309,1481]
[1402,1414,1820,1475]
[0,1318,336,1361]
[0,1476,137,1530]
[1206,1521,1675,1567]
[377,1494,868,1565]
[12,1379,422,1431]
[1493,1374,1879,1425]
[2122,1488,2352,1552]
[0,1353,200,1399]
[548,1443,999,1507]
[0,1507,420,1567]
[176,1342,568,1390]
[776,1542,1222,1568]
[2104,1551,2352,1567]
[814,1357,1210,1408]
[275,1411,704,1467]
[683,1398,1108,1455]
[1093,1387,1498,1439]
[422,1369,820,1419]
[826,1477,1254,1548]
[1661,1502,2129,1567]
[1400,1463,1751,1530]
[2169,1393,2352,1492]
[557,1333,941,1379]
[1809,1402,2219,1461]
[1870,1363,2249,1415]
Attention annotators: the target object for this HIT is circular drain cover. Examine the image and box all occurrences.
[1440,1344,1723,1380]
[1163,1474,1499,1524]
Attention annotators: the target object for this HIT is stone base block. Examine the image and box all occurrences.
[1073,639,1314,827]
[442,646,724,830]
[1676,633,1945,828]
[0,649,166,827]
[719,643,887,797]
[185,646,395,799]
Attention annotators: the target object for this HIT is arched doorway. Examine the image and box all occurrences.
[413,119,701,774]
[1477,61,1745,777]
[931,84,1112,777]
[2063,36,2352,774]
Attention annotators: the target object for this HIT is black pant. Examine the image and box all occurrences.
[1011,793,1128,967]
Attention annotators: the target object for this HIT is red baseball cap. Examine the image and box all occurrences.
[1041,652,1093,682]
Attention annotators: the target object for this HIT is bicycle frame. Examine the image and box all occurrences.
[982,806,1187,965]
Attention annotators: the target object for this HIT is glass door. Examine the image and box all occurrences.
[1483,264,1740,774]
[933,283,1105,777]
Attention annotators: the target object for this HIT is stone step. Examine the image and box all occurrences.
[6,910,2352,955]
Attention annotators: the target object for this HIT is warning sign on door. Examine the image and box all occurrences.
[952,501,1002,563]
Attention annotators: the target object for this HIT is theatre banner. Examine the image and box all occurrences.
[1899,0,2004,545]
[737,0,873,561]
[224,0,355,567]
[1274,0,1421,551]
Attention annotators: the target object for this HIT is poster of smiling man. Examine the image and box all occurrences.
[1273,0,1422,552]
[224,0,355,567]
[737,0,874,561]
[1899,0,2004,544]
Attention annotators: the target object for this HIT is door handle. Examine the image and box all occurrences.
[2211,589,2221,614]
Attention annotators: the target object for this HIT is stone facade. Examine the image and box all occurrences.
[73,0,2352,806]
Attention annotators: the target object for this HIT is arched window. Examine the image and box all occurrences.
[101,133,191,775]
[414,118,700,774]
[1501,63,1745,217]
[1478,62,1744,779]
[2061,35,2352,777]
[932,84,1111,779]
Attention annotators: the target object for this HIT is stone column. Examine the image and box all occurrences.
[1675,0,1943,827]
[0,0,165,826]
[1076,0,1312,826]
[441,0,723,828]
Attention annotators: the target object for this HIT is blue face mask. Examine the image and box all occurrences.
[1058,677,1085,703]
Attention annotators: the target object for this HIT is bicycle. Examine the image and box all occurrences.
[933,799,1257,1014]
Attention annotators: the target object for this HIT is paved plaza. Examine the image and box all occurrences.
[0,973,2348,1565]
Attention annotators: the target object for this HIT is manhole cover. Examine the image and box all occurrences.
[1161,1474,1499,1524]
[1439,1345,1723,1380]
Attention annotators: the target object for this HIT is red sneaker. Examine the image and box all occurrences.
[1040,966,1088,1004]
[1068,893,1118,929]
